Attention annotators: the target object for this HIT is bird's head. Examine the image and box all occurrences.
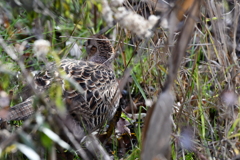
[85,35,115,66]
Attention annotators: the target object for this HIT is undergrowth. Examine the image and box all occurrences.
[0,0,240,159]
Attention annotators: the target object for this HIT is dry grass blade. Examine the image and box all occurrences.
[85,135,112,160]
[230,2,240,88]
[175,0,195,21]
[141,0,200,159]
[165,0,200,91]
[141,91,174,159]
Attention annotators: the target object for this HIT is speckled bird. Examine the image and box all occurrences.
[1,35,121,133]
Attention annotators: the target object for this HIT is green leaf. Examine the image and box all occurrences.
[131,73,147,100]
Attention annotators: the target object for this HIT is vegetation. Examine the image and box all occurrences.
[0,0,240,159]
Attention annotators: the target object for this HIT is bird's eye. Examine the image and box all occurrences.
[89,45,97,55]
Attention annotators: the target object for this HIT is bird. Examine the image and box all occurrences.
[0,34,121,134]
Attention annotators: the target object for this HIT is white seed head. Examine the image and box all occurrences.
[145,99,153,107]
[33,39,51,61]
[0,91,9,107]
[115,7,160,38]
[102,0,114,26]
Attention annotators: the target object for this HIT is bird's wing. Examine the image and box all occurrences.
[60,59,120,132]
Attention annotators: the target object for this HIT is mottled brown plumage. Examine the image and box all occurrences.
[1,35,120,133]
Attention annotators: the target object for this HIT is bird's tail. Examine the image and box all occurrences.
[1,97,34,122]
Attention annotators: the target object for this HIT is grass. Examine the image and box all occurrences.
[0,0,240,159]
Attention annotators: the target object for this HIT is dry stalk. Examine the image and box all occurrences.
[141,0,200,159]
